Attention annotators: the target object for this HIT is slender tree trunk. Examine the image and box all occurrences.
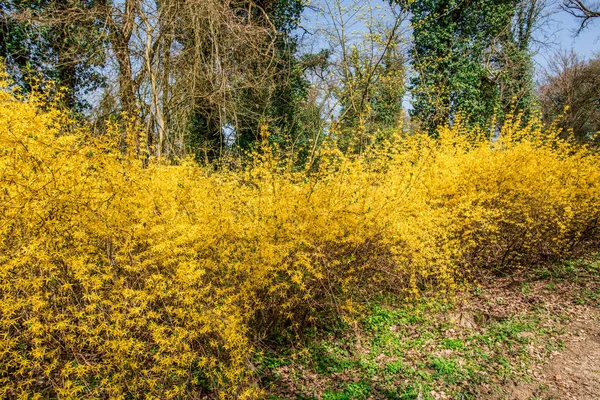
[108,0,137,116]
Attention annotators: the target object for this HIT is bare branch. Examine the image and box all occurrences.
[562,0,600,34]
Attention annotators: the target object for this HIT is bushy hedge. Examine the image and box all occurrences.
[1,80,599,398]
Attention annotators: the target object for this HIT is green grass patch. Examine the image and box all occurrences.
[260,255,600,399]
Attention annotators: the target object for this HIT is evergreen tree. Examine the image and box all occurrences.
[399,0,538,133]
[232,0,309,152]
[0,0,106,110]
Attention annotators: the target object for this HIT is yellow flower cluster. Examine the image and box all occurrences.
[1,78,599,398]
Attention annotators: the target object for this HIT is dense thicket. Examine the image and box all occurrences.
[3,0,596,155]
[0,0,106,110]
[1,2,599,397]
[1,73,599,399]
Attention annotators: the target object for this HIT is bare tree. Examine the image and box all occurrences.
[94,0,289,161]
[538,50,600,143]
[303,0,409,155]
[562,0,600,33]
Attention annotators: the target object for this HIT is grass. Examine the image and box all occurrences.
[257,253,600,399]
[258,302,564,399]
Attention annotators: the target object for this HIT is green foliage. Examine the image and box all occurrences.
[0,0,106,110]
[401,0,536,133]
[260,296,572,399]
[201,0,310,159]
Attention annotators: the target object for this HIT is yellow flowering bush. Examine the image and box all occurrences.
[1,77,599,398]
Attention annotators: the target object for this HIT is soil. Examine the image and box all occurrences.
[262,257,600,400]
[508,316,600,400]
[469,260,600,400]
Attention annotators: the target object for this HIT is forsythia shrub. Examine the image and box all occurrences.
[1,75,599,398]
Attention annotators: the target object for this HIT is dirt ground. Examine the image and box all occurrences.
[261,257,600,400]
[508,314,600,400]
[469,260,600,400]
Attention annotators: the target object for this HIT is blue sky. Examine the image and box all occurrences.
[301,0,600,74]
[551,7,599,56]
[299,0,599,111]
[534,4,599,75]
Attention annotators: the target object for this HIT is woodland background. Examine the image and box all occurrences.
[1,0,599,160]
